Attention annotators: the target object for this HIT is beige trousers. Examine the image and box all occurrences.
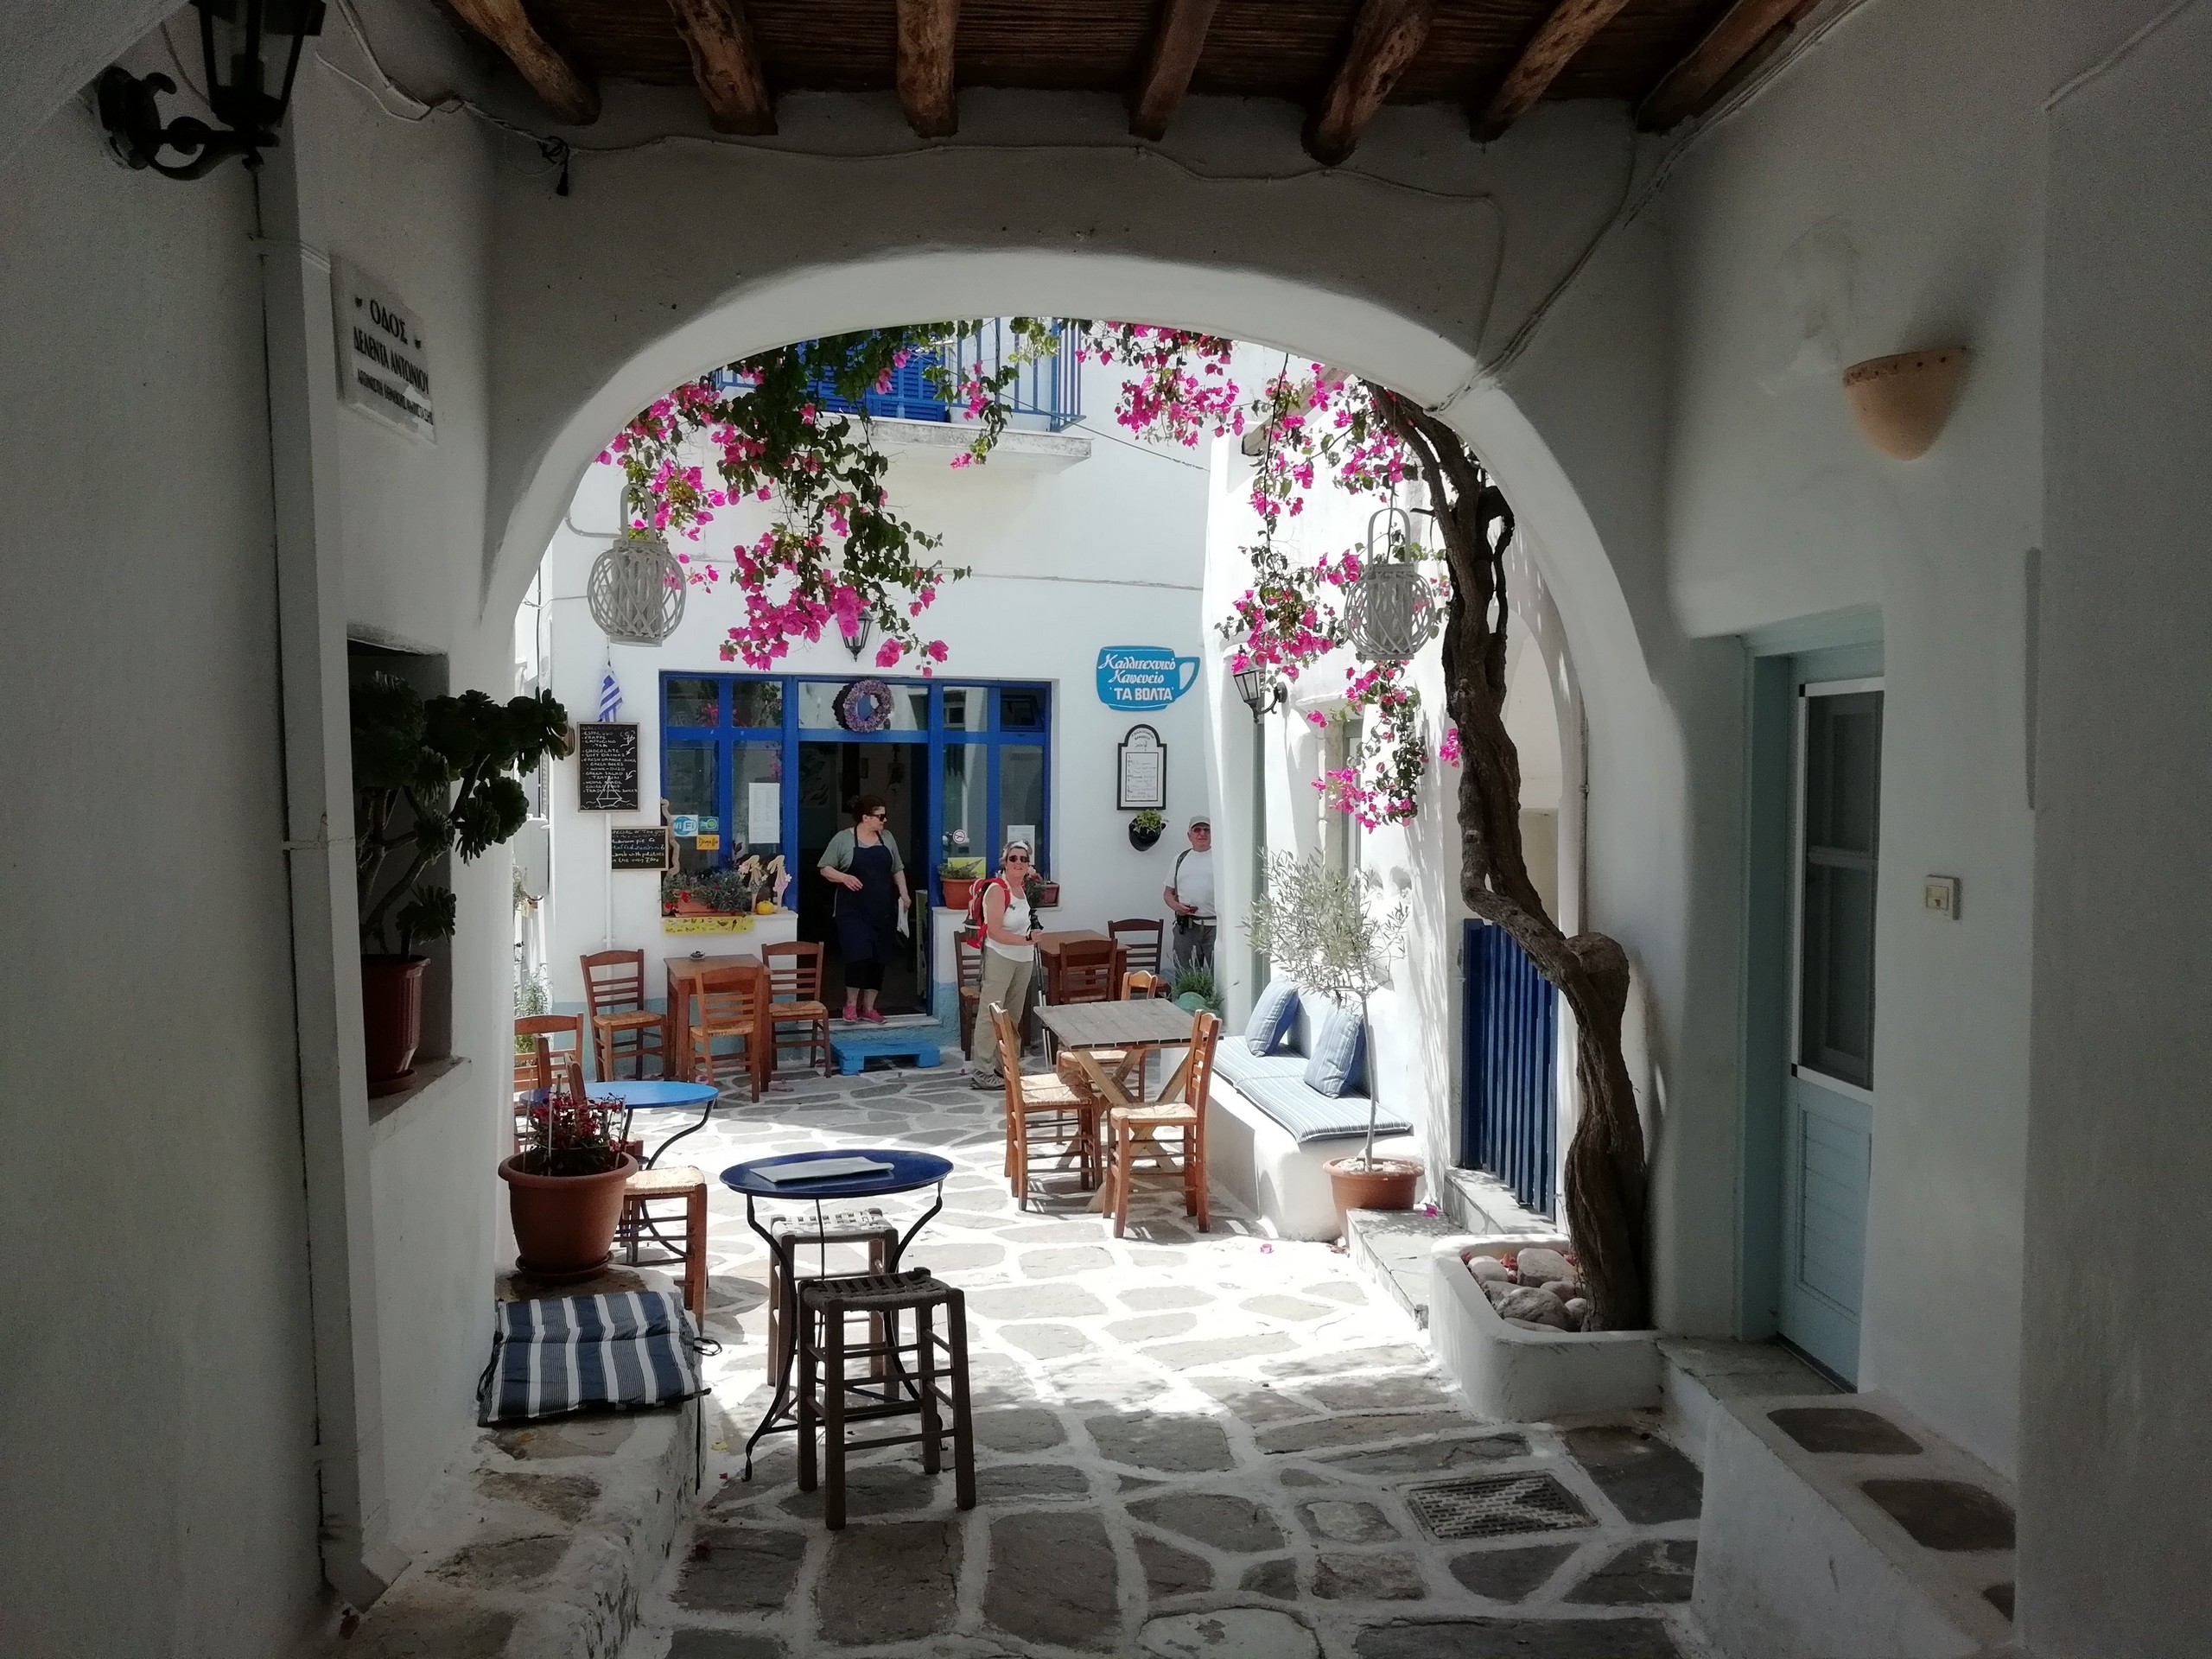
[969,947,1036,1081]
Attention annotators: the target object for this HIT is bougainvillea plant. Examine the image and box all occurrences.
[603,321,1062,673]
[1090,334,1446,829]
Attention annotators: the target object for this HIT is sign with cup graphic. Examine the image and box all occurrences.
[1095,646,1200,709]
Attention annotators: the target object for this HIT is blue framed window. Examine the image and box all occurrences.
[660,673,1052,901]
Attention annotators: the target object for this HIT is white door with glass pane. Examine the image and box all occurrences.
[1782,679,1882,1381]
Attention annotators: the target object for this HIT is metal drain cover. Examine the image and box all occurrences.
[1407,1472,1596,1540]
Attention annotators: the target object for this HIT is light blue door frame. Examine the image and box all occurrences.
[1740,617,1882,1382]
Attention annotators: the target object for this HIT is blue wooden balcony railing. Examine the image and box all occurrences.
[708,321,1084,431]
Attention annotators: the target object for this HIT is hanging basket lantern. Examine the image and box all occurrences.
[587,520,686,646]
[1344,507,1435,664]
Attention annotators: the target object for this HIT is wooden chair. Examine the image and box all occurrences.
[991,1004,1100,1209]
[1103,1010,1220,1239]
[690,965,762,1100]
[764,940,833,1078]
[582,949,665,1080]
[514,1013,585,1098]
[1108,918,1165,981]
[620,1166,709,1322]
[955,933,984,1057]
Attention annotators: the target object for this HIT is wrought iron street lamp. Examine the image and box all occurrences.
[842,613,874,661]
[99,1,327,181]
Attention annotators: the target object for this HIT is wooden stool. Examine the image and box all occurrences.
[766,1209,898,1382]
[617,1166,709,1322]
[797,1268,976,1530]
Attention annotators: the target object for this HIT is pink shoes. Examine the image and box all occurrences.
[859,1008,887,1025]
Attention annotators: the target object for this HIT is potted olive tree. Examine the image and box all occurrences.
[352,674,569,1095]
[1246,850,1418,1228]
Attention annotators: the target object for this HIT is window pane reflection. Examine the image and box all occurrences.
[666,677,719,728]
[1001,745,1045,871]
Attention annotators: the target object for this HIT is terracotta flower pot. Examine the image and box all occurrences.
[1325,1154,1422,1240]
[941,876,977,909]
[1030,881,1060,908]
[360,954,427,1097]
[500,1153,639,1283]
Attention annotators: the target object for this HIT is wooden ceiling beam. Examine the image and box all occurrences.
[1305,0,1435,167]
[896,0,961,138]
[1638,0,1807,131]
[1129,0,1221,142]
[668,0,774,136]
[448,0,599,125]
[1471,0,1631,142]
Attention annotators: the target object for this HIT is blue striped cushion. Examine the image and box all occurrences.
[1243,977,1301,1055]
[1303,1003,1367,1097]
[477,1291,704,1424]
[1230,1073,1412,1146]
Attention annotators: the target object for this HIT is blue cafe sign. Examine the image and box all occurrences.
[1096,646,1200,709]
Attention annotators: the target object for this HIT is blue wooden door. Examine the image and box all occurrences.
[1462,918,1558,1216]
[1780,681,1882,1380]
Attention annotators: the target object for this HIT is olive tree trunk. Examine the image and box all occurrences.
[1375,391,1650,1331]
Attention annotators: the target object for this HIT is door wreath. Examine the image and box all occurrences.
[833,677,895,733]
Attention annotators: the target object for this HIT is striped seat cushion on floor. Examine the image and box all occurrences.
[477,1290,705,1425]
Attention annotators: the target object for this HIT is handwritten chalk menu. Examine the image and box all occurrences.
[1116,723,1167,810]
[577,722,639,810]
[610,827,669,870]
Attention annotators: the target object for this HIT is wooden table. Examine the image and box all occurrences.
[1034,931,1128,1004]
[663,952,768,1094]
[1034,999,1198,1105]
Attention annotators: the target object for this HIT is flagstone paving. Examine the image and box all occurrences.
[617,1060,1709,1658]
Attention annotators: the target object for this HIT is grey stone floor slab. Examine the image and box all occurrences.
[614,1065,1708,1659]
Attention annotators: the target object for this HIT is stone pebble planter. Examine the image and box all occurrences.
[1429,1233,1662,1421]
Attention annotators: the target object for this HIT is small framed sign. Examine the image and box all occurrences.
[577,722,639,811]
[1116,724,1167,810]
[610,827,670,870]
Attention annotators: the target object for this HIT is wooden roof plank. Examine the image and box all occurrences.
[1304,0,1436,165]
[449,0,601,124]
[669,0,776,135]
[1129,0,1223,141]
[1637,0,1802,130]
[897,0,962,137]
[1471,0,1631,140]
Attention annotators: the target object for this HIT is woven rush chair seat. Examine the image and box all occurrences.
[1103,1010,1221,1239]
[764,939,833,1078]
[582,949,664,1080]
[690,965,762,1101]
[620,1165,709,1321]
[797,1267,976,1529]
[994,1005,1102,1207]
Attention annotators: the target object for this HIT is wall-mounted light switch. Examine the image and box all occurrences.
[1923,876,1961,919]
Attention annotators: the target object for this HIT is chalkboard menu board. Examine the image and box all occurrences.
[609,827,670,870]
[577,722,639,811]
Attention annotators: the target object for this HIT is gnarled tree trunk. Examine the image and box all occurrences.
[1375,391,1650,1331]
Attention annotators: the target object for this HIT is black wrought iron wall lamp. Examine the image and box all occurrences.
[99,0,327,180]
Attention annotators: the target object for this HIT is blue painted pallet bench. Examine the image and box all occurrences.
[828,1033,943,1077]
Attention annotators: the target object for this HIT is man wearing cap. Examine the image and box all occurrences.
[1163,815,1216,976]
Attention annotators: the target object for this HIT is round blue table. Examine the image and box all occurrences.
[577,1078,721,1167]
[721,1149,956,1474]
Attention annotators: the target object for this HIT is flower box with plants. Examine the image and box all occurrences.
[660,856,786,918]
[1128,809,1166,851]
[938,829,985,908]
[1247,851,1420,1229]
[351,674,569,1096]
[501,1065,638,1283]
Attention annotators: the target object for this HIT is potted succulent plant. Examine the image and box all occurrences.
[1128,809,1166,851]
[500,1058,637,1281]
[1247,851,1418,1234]
[352,674,569,1096]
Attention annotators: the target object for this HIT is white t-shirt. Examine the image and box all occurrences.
[984,880,1035,961]
[1173,848,1215,920]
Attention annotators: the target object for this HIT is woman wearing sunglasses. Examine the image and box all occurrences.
[819,794,910,1023]
[967,839,1040,1088]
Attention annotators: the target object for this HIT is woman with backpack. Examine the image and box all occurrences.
[818,794,910,1023]
[966,838,1039,1088]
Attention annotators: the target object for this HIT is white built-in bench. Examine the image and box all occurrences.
[1206,1014,1418,1241]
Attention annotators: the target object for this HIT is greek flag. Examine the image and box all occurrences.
[598,667,622,722]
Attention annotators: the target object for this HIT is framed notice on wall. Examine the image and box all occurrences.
[1116,723,1167,810]
[577,722,639,811]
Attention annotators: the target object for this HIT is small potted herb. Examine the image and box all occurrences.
[1128,809,1166,851]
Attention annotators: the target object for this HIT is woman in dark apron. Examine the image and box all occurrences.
[819,794,910,1023]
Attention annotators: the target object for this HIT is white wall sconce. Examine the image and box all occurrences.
[1842,348,1968,461]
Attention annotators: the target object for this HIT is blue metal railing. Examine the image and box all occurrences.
[709,321,1084,431]
[1462,918,1559,1216]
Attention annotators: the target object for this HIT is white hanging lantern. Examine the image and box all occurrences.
[1344,506,1435,664]
[586,512,686,646]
